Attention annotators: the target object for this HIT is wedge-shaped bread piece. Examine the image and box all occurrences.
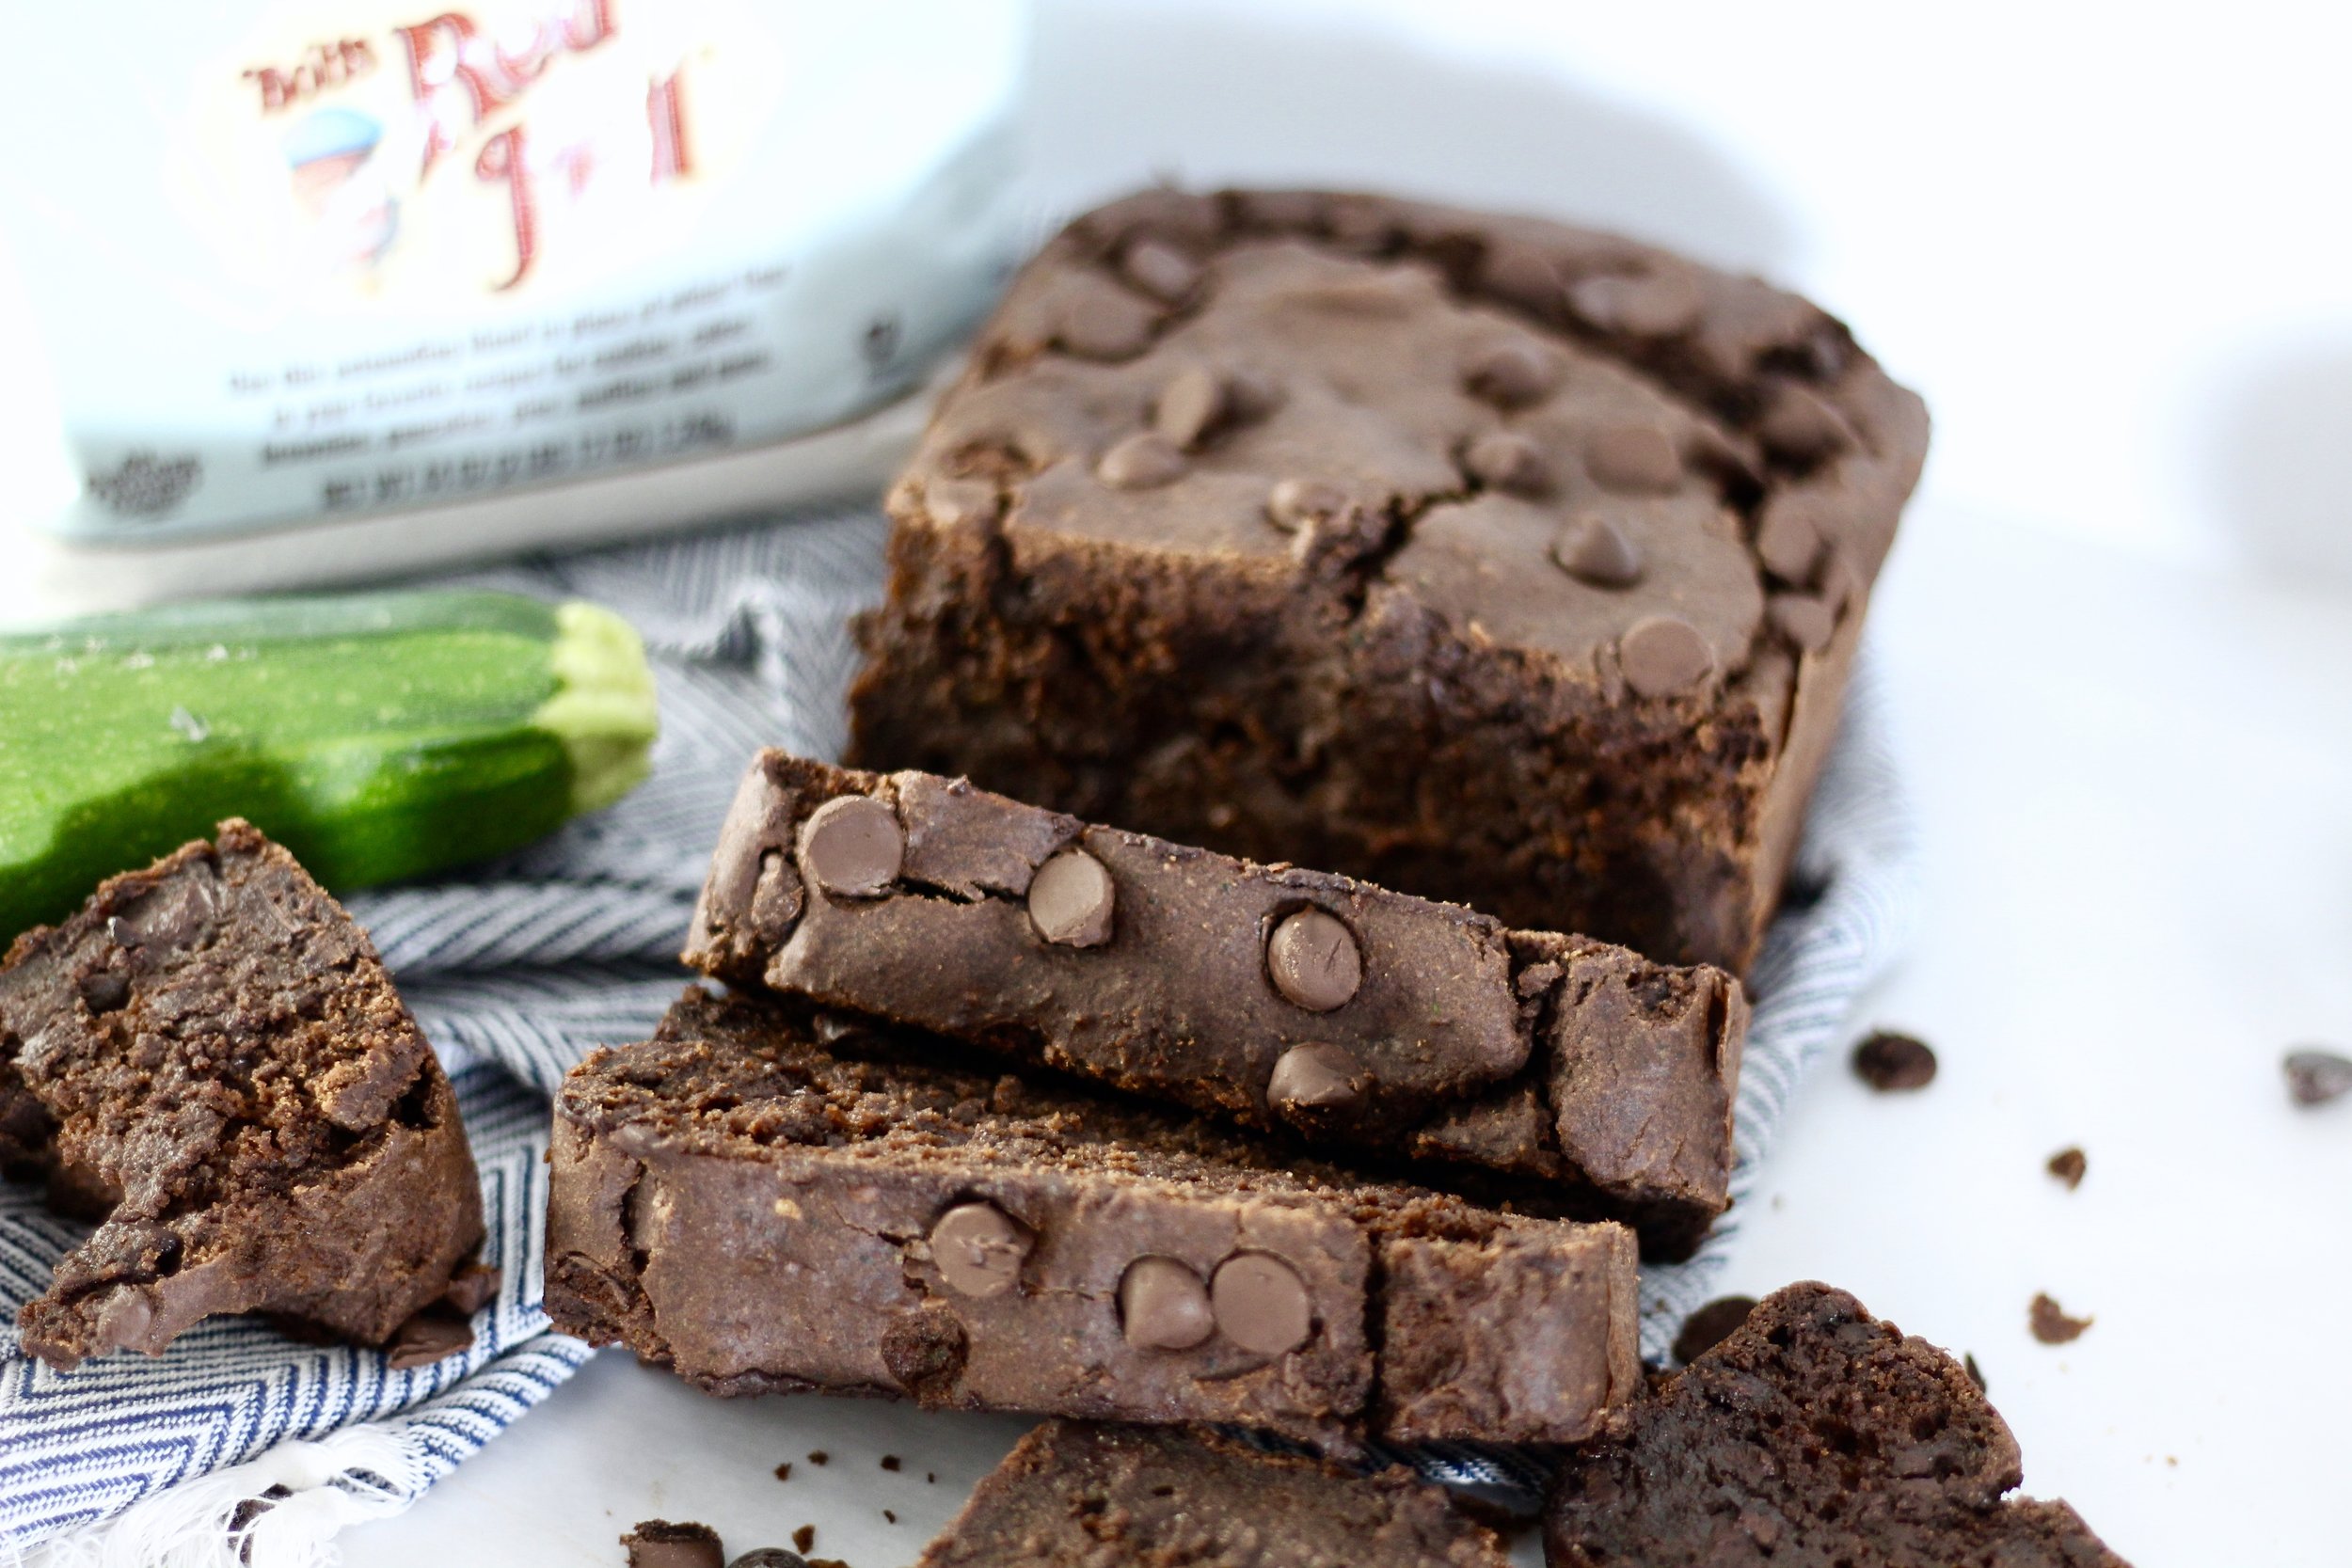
[0,821,482,1369]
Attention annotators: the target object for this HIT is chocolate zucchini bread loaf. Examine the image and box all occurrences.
[916,1419,1508,1567]
[1546,1283,2130,1567]
[685,751,1745,1258]
[849,187,1928,974]
[546,989,1640,1451]
[0,822,482,1369]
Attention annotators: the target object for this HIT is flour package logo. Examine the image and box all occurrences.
[0,0,1026,547]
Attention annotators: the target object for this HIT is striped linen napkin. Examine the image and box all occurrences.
[0,506,1916,1562]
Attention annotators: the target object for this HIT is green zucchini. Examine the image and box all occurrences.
[1,590,658,943]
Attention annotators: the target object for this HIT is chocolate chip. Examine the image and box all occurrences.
[1264,479,1347,532]
[922,477,999,530]
[1480,242,1565,315]
[76,970,129,1015]
[2028,1292,2091,1345]
[624,1520,725,1568]
[1119,1256,1215,1351]
[1210,1253,1312,1355]
[1266,909,1362,1012]
[727,1552,808,1568]
[1671,1295,1757,1366]
[879,1305,969,1400]
[799,796,902,899]
[1754,498,1827,583]
[1122,240,1200,304]
[2285,1049,2352,1107]
[1027,848,1114,947]
[930,1201,1030,1297]
[1584,424,1683,494]
[1097,432,1187,490]
[1462,431,1550,496]
[385,1308,473,1370]
[1818,549,1865,610]
[2046,1147,2088,1190]
[1553,515,1645,588]
[1223,366,1282,425]
[1154,367,1228,450]
[808,1452,829,1465]
[1767,592,1837,653]
[1266,1041,1364,1116]
[1058,290,1155,360]
[1565,269,1703,337]
[1461,341,1557,408]
[1758,382,1855,465]
[1851,1030,1937,1092]
[1618,615,1715,699]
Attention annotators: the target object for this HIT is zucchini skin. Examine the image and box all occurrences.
[1,590,657,943]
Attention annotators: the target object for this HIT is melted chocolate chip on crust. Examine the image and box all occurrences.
[800,796,903,898]
[1265,909,1363,1012]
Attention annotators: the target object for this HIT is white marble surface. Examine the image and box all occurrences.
[342,495,2352,1568]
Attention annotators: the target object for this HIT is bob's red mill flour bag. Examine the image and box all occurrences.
[0,1,1029,619]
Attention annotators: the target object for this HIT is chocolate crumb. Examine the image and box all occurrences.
[1963,1353,1987,1391]
[1851,1030,1937,1091]
[880,1454,901,1471]
[2029,1292,2092,1345]
[2046,1147,2087,1189]
[806,1451,829,1466]
[926,1472,936,1484]
[2285,1049,2352,1107]
[1672,1295,1758,1366]
[884,1510,898,1524]
[772,1463,791,1481]
[386,1307,475,1370]
[791,1526,817,1554]
[623,1519,724,1568]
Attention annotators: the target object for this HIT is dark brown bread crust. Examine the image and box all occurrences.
[684,751,1745,1258]
[0,821,482,1369]
[544,989,1639,1453]
[915,1419,1507,1567]
[1545,1283,2131,1567]
[848,187,1928,975]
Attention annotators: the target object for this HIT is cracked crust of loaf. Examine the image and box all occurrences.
[0,821,482,1369]
[849,187,1928,974]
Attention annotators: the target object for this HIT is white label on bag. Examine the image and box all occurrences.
[1,0,1026,543]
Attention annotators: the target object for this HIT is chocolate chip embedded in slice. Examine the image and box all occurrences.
[1768,592,1838,653]
[930,1202,1031,1298]
[1120,1256,1216,1351]
[920,477,999,531]
[1754,497,1828,583]
[1461,430,1550,496]
[1565,268,1703,338]
[1266,1041,1365,1117]
[1122,239,1201,304]
[1552,515,1645,588]
[799,796,903,899]
[1097,433,1188,490]
[1618,615,1715,699]
[1154,366,1228,451]
[1211,1253,1312,1355]
[1461,341,1558,409]
[1027,848,1115,948]
[1057,286,1157,361]
[1266,909,1362,1012]
[2285,1048,2352,1107]
[1851,1030,1937,1092]
[1584,424,1683,494]
[1264,479,1347,532]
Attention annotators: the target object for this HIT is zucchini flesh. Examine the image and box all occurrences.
[1,590,657,943]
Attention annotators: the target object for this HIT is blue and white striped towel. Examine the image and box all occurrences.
[0,507,1917,1562]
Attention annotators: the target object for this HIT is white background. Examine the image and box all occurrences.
[135,1,2352,1562]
